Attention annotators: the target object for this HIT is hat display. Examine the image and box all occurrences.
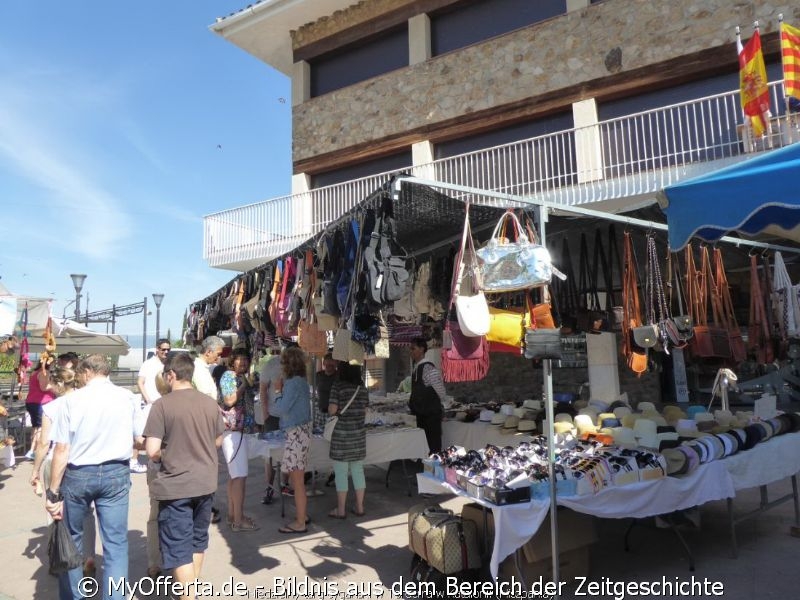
[490,413,506,425]
[500,403,516,416]
[502,415,520,430]
[479,409,494,422]
[523,399,542,410]
[611,427,637,447]
[613,406,632,419]
[662,448,688,475]
[513,407,527,418]
[517,419,537,433]
[638,401,656,412]
[553,421,575,434]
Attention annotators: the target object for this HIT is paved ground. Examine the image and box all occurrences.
[1,443,799,599]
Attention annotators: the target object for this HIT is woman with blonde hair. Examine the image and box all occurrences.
[30,363,97,576]
[272,346,312,534]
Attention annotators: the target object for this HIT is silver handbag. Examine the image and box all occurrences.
[477,211,561,293]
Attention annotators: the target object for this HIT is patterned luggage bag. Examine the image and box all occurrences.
[408,504,481,575]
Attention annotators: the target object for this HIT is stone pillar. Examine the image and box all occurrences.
[408,14,431,66]
[411,140,435,180]
[573,98,605,183]
[292,60,310,106]
[291,172,312,238]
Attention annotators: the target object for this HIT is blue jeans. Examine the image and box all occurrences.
[58,462,131,600]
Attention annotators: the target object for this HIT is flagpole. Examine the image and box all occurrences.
[755,20,774,143]
[779,13,794,142]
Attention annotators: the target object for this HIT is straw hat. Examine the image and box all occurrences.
[490,413,506,425]
[518,419,537,433]
[479,410,494,422]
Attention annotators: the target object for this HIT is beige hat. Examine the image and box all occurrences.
[553,421,575,434]
[638,401,656,412]
[479,409,494,422]
[490,413,506,425]
[523,399,542,410]
[503,415,520,429]
[611,427,637,447]
[517,419,537,433]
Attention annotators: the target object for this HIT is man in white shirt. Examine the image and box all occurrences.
[134,338,170,474]
[192,336,224,400]
[46,354,144,600]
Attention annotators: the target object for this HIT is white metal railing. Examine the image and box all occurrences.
[204,81,798,270]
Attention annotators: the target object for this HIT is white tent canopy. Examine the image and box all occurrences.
[26,319,130,356]
[1,286,129,356]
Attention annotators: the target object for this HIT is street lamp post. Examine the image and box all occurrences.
[70,274,87,322]
[152,293,164,342]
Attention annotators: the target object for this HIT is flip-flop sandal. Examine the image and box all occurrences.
[350,508,366,517]
[278,524,308,534]
[328,510,346,519]
[231,520,260,532]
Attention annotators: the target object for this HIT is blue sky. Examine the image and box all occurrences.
[0,1,291,346]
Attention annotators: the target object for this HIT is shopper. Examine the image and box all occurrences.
[327,361,369,519]
[272,347,312,534]
[219,348,259,532]
[144,351,224,600]
[45,354,143,600]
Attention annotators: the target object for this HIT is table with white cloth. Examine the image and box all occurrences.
[251,425,430,478]
[417,431,800,579]
[442,420,537,451]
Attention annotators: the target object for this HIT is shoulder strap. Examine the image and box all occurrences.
[338,385,361,416]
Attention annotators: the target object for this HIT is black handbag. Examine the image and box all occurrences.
[523,328,563,360]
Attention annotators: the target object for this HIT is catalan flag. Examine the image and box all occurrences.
[781,21,800,101]
[738,29,770,136]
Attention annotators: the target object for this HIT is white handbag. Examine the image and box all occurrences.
[454,211,490,337]
[323,386,360,442]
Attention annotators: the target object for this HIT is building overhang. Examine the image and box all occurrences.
[209,0,357,76]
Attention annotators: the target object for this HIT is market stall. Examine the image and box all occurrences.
[188,174,800,593]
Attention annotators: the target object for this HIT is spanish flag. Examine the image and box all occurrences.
[781,21,800,101]
[739,29,770,136]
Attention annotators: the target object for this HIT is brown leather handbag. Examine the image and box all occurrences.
[714,248,746,363]
[686,245,731,359]
[748,254,774,364]
[622,231,647,374]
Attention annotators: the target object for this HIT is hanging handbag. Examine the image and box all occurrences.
[686,245,732,359]
[440,207,490,382]
[603,225,625,331]
[622,231,647,374]
[323,385,360,442]
[714,248,746,363]
[476,210,561,292]
[748,254,774,364]
[668,254,693,336]
[454,208,491,337]
[523,328,563,360]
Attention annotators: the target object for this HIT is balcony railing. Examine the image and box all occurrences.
[204,81,798,271]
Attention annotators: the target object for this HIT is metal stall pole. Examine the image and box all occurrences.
[538,204,561,597]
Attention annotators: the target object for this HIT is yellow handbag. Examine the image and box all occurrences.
[486,306,528,347]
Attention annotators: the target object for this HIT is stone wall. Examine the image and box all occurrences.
[292,0,799,164]
[292,0,412,48]
[385,342,663,407]
[444,351,662,407]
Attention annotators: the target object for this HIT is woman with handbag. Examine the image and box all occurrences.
[327,361,370,519]
[272,347,312,534]
[219,348,259,532]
